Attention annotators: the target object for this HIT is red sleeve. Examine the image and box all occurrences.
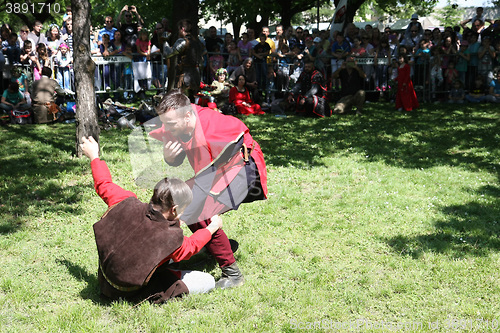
[90,158,137,207]
[166,228,212,262]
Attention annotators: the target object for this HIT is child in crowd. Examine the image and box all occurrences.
[122,44,134,100]
[456,41,470,87]
[265,65,277,107]
[444,61,458,90]
[34,43,51,80]
[209,45,225,82]
[0,82,29,114]
[330,32,350,90]
[374,37,391,91]
[3,32,21,64]
[448,80,465,103]
[350,37,366,58]
[486,70,500,103]
[465,76,487,103]
[289,45,304,82]
[237,33,253,59]
[210,68,232,106]
[226,41,241,76]
[413,39,431,87]
[467,33,480,86]
[135,29,152,96]
[54,43,73,91]
[478,36,495,84]
[276,43,293,92]
[19,40,35,66]
[135,29,151,61]
[429,46,443,99]
[395,55,418,111]
[99,34,115,90]
[10,66,31,107]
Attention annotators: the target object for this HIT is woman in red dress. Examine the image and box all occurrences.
[395,55,419,111]
[229,75,264,115]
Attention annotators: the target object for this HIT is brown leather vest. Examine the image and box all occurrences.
[93,197,184,290]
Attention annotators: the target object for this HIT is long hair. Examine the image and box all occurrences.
[150,177,192,214]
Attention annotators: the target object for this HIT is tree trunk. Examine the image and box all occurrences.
[72,0,99,157]
[172,0,199,33]
[345,0,365,30]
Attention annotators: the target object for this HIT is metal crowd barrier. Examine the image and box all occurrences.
[2,49,487,105]
[92,54,167,95]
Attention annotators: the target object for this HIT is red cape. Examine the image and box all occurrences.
[149,105,268,219]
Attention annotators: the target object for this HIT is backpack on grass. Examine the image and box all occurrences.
[10,110,32,124]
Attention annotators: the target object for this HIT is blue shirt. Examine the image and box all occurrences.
[490,79,500,95]
[99,27,118,42]
[331,40,350,58]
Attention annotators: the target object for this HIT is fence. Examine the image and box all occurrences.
[1,53,168,96]
[205,50,494,104]
[2,50,495,104]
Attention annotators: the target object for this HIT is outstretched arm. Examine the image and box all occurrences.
[81,136,137,207]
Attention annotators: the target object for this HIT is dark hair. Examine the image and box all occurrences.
[150,177,192,214]
[8,81,19,91]
[41,66,52,77]
[237,74,246,84]
[157,89,191,115]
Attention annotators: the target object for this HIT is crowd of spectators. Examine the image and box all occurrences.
[198,7,500,114]
[1,6,500,120]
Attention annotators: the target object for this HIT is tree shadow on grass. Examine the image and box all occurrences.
[384,184,500,259]
[0,125,85,234]
[56,258,110,305]
[246,104,499,178]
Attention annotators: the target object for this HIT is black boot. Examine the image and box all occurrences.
[215,262,244,289]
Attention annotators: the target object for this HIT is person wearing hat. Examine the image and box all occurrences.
[211,68,232,97]
[305,37,327,76]
[403,13,423,50]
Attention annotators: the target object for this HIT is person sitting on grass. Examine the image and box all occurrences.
[210,68,232,107]
[0,82,29,115]
[465,76,488,103]
[80,136,223,304]
[485,70,500,103]
[287,60,330,117]
[331,56,366,115]
[229,74,264,115]
[448,80,465,104]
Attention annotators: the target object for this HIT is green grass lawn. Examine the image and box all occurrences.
[0,102,499,332]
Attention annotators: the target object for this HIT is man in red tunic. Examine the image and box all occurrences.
[149,89,268,289]
[81,136,223,303]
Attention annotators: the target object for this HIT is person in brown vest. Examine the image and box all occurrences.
[81,136,222,303]
[31,66,65,123]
